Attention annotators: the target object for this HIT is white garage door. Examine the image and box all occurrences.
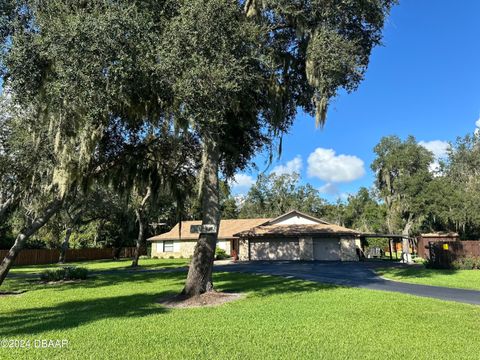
[313,238,341,261]
[250,239,300,260]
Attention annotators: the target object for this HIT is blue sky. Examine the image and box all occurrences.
[231,0,480,201]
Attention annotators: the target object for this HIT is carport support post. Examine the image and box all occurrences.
[388,239,393,260]
[401,236,412,264]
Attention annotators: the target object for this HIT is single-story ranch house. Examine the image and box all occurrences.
[148,210,362,261]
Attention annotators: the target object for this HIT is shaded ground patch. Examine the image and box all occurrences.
[0,290,27,297]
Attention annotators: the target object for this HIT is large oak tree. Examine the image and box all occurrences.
[1,0,396,294]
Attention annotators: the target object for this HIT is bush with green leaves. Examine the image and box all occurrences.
[40,266,89,282]
[215,247,229,260]
[451,257,480,270]
[413,257,426,264]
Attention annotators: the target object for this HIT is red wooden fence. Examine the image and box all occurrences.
[0,247,138,266]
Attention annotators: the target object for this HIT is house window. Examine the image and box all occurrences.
[163,241,174,252]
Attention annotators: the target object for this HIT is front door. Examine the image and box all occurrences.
[231,239,239,259]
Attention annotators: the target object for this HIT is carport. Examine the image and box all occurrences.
[360,233,416,261]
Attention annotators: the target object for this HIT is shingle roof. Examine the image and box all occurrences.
[234,223,360,238]
[147,218,271,241]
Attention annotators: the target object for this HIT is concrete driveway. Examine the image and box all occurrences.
[215,261,480,306]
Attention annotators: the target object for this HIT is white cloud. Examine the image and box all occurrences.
[318,183,338,195]
[419,140,450,174]
[475,117,480,135]
[419,140,450,159]
[307,148,365,183]
[428,161,441,173]
[230,174,255,192]
[271,155,303,176]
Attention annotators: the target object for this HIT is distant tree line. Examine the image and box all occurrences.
[225,133,480,240]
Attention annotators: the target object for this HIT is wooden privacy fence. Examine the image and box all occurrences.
[417,238,480,259]
[0,247,139,266]
[427,241,480,269]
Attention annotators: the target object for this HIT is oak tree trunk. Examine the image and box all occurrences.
[58,227,72,264]
[113,244,124,260]
[181,136,220,297]
[131,211,145,267]
[401,214,414,264]
[132,187,152,267]
[0,198,63,286]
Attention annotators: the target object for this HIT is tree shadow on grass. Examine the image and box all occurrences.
[0,291,175,337]
[377,267,458,280]
[4,271,187,293]
[1,272,337,337]
[213,272,338,297]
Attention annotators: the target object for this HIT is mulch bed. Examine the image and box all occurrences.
[38,279,86,285]
[157,291,244,308]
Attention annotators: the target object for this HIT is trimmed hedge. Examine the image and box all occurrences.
[451,257,480,270]
[40,266,89,282]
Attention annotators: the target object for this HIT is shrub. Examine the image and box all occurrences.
[152,256,159,259]
[451,257,480,270]
[40,266,89,282]
[169,255,175,259]
[179,255,184,259]
[413,257,426,265]
[139,255,149,260]
[215,247,230,260]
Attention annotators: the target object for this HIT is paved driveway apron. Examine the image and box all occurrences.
[215,261,480,306]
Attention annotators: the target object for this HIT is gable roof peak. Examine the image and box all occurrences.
[265,210,330,225]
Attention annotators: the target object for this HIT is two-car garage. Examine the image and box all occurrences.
[235,211,361,262]
[248,237,344,261]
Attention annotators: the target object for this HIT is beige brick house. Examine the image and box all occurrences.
[148,218,269,258]
[148,210,361,261]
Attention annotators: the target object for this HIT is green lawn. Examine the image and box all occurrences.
[1,265,479,359]
[377,267,480,291]
[9,258,190,275]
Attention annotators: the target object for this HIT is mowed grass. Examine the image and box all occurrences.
[0,269,479,359]
[377,267,480,291]
[9,258,190,275]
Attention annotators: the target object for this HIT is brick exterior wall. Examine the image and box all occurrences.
[239,239,249,260]
[151,240,197,258]
[340,237,359,261]
[151,240,231,258]
[152,237,360,261]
